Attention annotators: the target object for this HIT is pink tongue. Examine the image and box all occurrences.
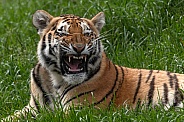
[69,64,80,71]
[68,60,81,72]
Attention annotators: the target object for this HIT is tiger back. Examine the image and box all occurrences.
[2,10,184,121]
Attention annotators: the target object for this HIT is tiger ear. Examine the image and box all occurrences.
[32,10,53,35]
[91,12,105,32]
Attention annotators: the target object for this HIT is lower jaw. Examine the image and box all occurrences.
[63,63,87,75]
[63,72,87,84]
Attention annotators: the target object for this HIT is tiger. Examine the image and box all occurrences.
[2,10,184,121]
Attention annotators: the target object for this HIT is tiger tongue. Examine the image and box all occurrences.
[68,60,81,72]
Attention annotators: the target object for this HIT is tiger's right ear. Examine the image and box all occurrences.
[32,10,53,35]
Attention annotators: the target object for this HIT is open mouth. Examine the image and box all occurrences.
[63,55,87,74]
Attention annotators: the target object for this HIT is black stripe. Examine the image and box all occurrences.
[87,41,102,78]
[98,39,101,53]
[148,76,155,106]
[110,66,124,106]
[167,72,173,88]
[60,84,81,103]
[62,18,71,23]
[34,64,50,105]
[58,26,64,32]
[120,67,124,83]
[173,74,183,106]
[60,84,72,99]
[133,72,142,103]
[89,56,98,65]
[48,33,52,44]
[145,70,153,83]
[41,51,51,62]
[49,47,55,57]
[59,54,66,75]
[32,64,51,105]
[174,74,179,104]
[90,42,101,63]
[112,66,124,96]
[94,64,118,106]
[48,33,55,57]
[48,33,55,56]
[41,35,46,51]
[48,60,57,66]
[86,64,101,81]
[92,40,101,56]
[163,83,168,104]
[55,31,60,37]
[108,59,111,70]
[41,50,57,67]
[47,59,57,67]
[135,98,141,110]
[51,26,56,31]
[40,34,56,67]
[31,94,40,113]
[51,23,57,31]
[63,90,95,106]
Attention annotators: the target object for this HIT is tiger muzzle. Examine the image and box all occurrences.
[72,43,85,53]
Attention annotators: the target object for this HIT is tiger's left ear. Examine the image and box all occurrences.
[91,12,105,32]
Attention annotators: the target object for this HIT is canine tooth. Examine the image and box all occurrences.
[69,56,71,62]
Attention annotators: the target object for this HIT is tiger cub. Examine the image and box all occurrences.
[2,10,184,120]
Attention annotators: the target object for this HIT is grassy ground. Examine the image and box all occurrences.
[0,0,184,121]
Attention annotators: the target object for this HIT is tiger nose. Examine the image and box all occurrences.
[73,43,85,53]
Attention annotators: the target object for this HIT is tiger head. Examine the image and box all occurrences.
[33,10,105,84]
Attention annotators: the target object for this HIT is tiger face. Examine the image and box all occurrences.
[33,10,105,84]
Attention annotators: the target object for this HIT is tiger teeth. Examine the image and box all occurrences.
[73,56,84,59]
[68,55,87,62]
[79,56,83,59]
[69,56,71,62]
[73,56,79,59]
[68,68,83,71]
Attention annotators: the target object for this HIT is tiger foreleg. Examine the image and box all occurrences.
[1,101,38,121]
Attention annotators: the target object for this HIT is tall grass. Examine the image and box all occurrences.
[0,0,184,121]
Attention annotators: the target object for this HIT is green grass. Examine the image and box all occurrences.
[0,0,184,121]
